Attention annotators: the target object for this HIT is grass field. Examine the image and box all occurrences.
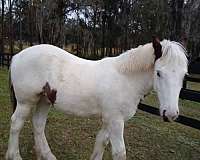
[0,68,200,160]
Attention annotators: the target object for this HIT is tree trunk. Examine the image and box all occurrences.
[8,0,14,54]
[101,12,106,57]
[19,0,23,50]
[36,0,44,44]
[29,0,33,46]
[170,0,184,41]
[1,0,5,54]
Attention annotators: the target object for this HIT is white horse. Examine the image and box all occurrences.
[6,37,188,160]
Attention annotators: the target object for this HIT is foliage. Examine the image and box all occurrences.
[0,0,200,59]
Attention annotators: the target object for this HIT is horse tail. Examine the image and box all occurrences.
[9,64,17,113]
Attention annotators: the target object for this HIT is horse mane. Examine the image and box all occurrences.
[116,43,155,73]
[115,40,188,74]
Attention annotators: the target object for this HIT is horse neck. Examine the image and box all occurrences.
[115,43,155,73]
[114,43,155,96]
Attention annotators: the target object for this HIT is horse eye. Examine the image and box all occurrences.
[157,71,161,77]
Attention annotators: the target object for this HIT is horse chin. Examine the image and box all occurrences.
[162,116,171,122]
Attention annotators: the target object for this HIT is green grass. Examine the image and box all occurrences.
[0,68,200,160]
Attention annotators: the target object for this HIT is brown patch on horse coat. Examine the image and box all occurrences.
[42,82,57,105]
[152,36,162,61]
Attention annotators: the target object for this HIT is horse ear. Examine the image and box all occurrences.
[180,33,188,49]
[152,36,162,61]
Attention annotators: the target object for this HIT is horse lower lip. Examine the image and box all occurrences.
[163,116,170,122]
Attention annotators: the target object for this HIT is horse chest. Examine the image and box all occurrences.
[119,97,141,120]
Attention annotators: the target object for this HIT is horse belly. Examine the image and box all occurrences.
[54,91,101,116]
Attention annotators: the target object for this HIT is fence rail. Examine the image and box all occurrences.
[180,89,200,102]
[0,53,200,130]
[0,53,15,69]
[138,103,200,130]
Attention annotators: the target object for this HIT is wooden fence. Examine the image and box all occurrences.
[0,53,15,69]
[0,53,200,130]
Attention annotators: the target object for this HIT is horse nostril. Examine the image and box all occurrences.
[177,111,179,115]
[162,110,170,122]
[163,110,166,116]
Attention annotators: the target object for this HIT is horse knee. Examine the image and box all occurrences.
[10,120,21,134]
[10,113,25,134]
[32,119,43,135]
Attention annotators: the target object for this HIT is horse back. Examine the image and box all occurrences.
[10,44,102,110]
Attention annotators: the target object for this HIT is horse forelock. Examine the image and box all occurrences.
[158,40,188,71]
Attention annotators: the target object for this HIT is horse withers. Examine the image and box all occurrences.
[6,37,188,160]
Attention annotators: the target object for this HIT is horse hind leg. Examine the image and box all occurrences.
[6,102,33,160]
[32,97,57,160]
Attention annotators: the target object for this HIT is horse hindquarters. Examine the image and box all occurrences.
[6,61,41,160]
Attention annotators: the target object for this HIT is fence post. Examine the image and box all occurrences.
[2,53,4,67]
[0,54,2,66]
[183,78,187,89]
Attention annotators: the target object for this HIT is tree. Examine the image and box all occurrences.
[1,0,5,53]
[183,0,200,58]
[169,0,185,41]
[8,0,15,54]
[0,0,199,58]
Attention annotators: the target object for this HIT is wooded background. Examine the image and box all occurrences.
[0,0,200,60]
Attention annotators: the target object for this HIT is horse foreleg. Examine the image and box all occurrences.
[108,120,126,160]
[6,103,32,160]
[90,124,109,160]
[32,98,57,160]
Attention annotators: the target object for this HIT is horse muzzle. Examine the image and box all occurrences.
[162,110,179,122]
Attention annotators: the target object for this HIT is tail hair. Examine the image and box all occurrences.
[8,67,17,113]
